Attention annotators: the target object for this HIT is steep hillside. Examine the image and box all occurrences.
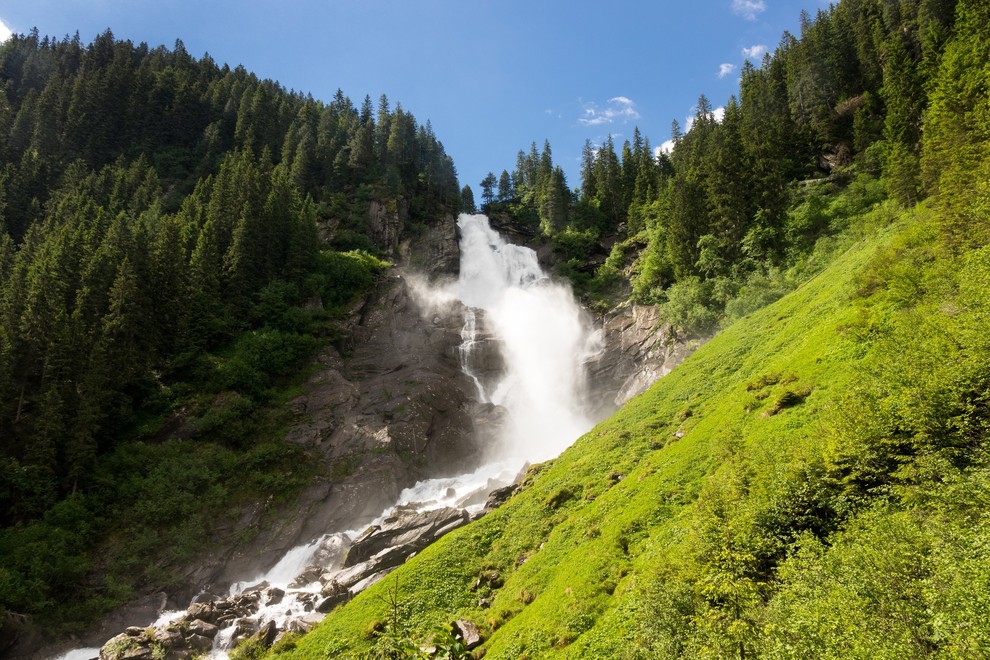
[277,187,990,657]
[0,29,464,642]
[267,3,990,655]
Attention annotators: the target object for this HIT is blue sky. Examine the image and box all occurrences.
[0,0,825,195]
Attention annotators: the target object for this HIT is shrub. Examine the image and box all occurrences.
[660,277,718,334]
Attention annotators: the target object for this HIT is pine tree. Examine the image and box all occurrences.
[497,170,512,202]
[480,172,496,207]
[461,185,476,213]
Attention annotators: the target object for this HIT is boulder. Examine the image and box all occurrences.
[264,587,285,606]
[342,507,468,568]
[249,620,278,648]
[151,628,183,647]
[184,633,213,652]
[484,485,516,510]
[453,619,482,649]
[185,619,218,639]
[289,614,325,634]
[315,587,349,614]
[184,602,217,625]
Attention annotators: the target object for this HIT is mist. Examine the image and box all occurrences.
[414,213,602,464]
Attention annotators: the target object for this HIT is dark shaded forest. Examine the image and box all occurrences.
[3,0,990,647]
[0,29,459,632]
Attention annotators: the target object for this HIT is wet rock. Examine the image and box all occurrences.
[250,620,279,649]
[484,485,516,510]
[184,602,217,625]
[265,587,285,606]
[401,213,459,277]
[312,534,352,569]
[185,619,218,639]
[315,583,350,614]
[343,507,468,568]
[185,633,213,652]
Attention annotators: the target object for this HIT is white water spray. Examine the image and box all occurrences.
[450,213,602,461]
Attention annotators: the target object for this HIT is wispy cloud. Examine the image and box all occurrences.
[742,44,768,59]
[732,0,767,20]
[579,96,641,127]
[0,18,13,43]
[718,63,736,79]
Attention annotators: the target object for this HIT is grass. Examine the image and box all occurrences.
[274,198,883,658]
[276,194,990,657]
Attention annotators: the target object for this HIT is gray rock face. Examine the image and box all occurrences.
[587,304,701,418]
[174,270,485,597]
[368,199,409,257]
[342,507,469,568]
[401,213,460,277]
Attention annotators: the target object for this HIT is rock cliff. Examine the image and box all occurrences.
[40,207,701,659]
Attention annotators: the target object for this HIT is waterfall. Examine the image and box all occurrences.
[451,213,602,462]
[70,213,604,660]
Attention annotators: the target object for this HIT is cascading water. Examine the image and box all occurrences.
[60,213,603,660]
[450,213,602,463]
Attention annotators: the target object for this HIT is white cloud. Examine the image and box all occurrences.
[742,44,768,59]
[578,96,641,127]
[732,0,767,20]
[656,141,675,157]
[685,106,726,131]
[718,63,736,79]
[0,18,13,43]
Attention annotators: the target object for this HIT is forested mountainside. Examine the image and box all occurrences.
[3,0,990,654]
[0,29,460,634]
[473,0,967,332]
[276,0,990,657]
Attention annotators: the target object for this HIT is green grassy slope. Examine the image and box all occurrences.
[271,197,990,659]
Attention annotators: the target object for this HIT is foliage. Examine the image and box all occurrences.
[482,0,960,332]
[0,29,453,633]
[288,181,990,656]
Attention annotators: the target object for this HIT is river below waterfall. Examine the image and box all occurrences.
[58,213,605,660]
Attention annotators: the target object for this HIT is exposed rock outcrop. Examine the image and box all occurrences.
[368,199,409,257]
[401,212,460,277]
[201,272,485,594]
[587,304,702,418]
[97,503,500,660]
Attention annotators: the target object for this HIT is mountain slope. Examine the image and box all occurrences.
[279,181,989,658]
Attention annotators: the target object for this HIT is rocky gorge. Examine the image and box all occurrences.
[33,209,699,660]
